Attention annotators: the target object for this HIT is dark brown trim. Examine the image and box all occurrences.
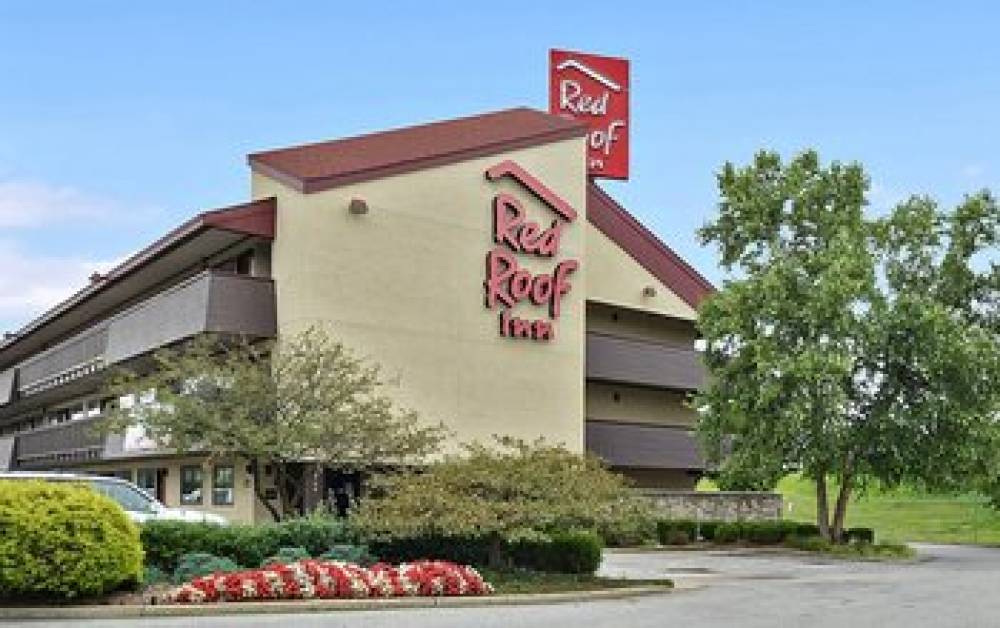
[248,107,588,194]
[587,182,714,310]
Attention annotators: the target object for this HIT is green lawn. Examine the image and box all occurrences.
[746,474,1000,545]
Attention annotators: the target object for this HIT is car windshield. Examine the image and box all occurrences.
[85,480,158,513]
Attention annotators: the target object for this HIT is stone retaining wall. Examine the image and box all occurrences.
[640,490,783,522]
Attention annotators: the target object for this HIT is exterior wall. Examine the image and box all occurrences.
[641,490,784,522]
[585,222,698,322]
[586,382,696,427]
[253,137,588,453]
[86,455,280,524]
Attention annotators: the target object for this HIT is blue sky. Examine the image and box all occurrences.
[0,2,997,331]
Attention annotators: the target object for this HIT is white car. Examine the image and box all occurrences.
[0,471,228,525]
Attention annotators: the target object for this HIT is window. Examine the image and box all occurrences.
[180,465,204,505]
[235,251,253,275]
[113,468,133,483]
[136,468,157,495]
[212,465,235,506]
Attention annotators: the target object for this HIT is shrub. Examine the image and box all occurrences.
[260,546,311,567]
[785,535,831,552]
[172,553,240,584]
[699,521,720,541]
[745,521,785,544]
[141,515,351,571]
[512,531,603,574]
[714,522,742,543]
[372,532,604,574]
[843,527,875,544]
[352,438,649,560]
[0,480,144,599]
[656,520,698,545]
[319,544,376,566]
[143,565,170,586]
[597,505,657,547]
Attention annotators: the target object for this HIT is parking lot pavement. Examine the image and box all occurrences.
[10,544,1000,628]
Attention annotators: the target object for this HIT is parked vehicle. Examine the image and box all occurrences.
[0,471,227,525]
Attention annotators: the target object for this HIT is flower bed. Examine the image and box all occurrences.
[168,560,493,603]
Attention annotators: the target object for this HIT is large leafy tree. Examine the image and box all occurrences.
[103,327,445,520]
[697,150,999,540]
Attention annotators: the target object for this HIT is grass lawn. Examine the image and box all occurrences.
[479,569,672,594]
[705,474,1000,545]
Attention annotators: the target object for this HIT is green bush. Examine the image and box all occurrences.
[260,546,311,567]
[656,520,698,544]
[843,527,875,544]
[513,531,604,574]
[172,552,240,584]
[714,522,742,543]
[143,565,170,586]
[0,480,144,599]
[319,544,376,565]
[372,531,604,574]
[141,515,350,571]
[699,521,720,541]
[785,535,832,552]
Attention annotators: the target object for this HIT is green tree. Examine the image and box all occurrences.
[351,437,652,565]
[696,150,999,540]
[103,327,445,521]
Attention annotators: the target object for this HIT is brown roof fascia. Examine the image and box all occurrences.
[586,182,714,310]
[248,107,588,194]
[2,198,276,349]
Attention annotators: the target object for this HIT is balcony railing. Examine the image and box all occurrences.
[14,416,107,467]
[14,270,276,398]
[586,332,706,391]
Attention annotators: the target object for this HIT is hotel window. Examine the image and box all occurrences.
[136,468,157,495]
[180,465,204,505]
[212,465,235,506]
[235,251,253,275]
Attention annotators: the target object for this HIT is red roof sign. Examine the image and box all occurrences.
[549,49,630,180]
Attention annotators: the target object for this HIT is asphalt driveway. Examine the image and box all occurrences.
[9,544,1000,628]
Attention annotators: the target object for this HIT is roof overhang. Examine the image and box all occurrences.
[587,183,714,310]
[0,198,276,369]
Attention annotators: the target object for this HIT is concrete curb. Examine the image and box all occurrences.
[0,586,673,620]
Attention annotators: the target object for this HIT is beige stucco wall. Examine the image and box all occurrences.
[88,455,278,523]
[252,137,588,453]
[586,382,697,427]
[585,222,698,322]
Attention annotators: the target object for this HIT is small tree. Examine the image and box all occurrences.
[696,150,999,541]
[350,437,652,565]
[103,327,445,520]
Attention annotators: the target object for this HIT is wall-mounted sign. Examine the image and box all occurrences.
[549,48,630,180]
[483,160,580,341]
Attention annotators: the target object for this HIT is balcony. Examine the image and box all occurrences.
[13,271,276,398]
[13,416,107,468]
[586,332,706,392]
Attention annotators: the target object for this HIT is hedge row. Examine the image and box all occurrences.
[142,520,604,575]
[370,531,603,575]
[656,520,874,545]
[141,517,352,571]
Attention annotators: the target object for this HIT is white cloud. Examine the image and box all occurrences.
[0,179,118,228]
[0,242,122,332]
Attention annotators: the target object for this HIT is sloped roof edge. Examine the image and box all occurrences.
[586,182,714,310]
